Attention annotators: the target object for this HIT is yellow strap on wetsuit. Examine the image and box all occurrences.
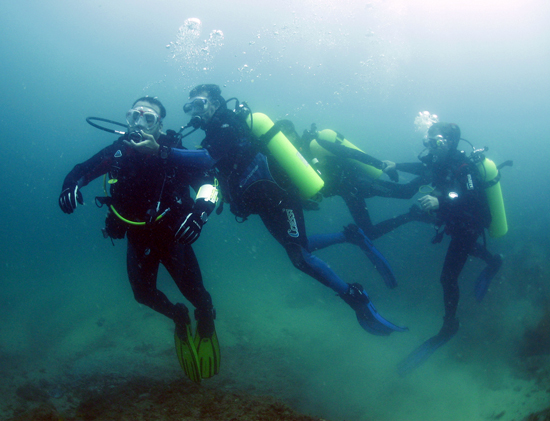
[102,174,164,225]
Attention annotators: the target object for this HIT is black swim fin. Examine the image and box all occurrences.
[343,224,398,289]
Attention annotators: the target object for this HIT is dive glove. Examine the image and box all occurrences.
[175,212,207,245]
[59,185,83,214]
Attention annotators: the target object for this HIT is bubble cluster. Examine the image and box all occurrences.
[167,18,224,76]
[414,111,438,135]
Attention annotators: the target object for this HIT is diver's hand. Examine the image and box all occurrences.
[175,212,207,245]
[123,132,160,155]
[418,195,439,211]
[382,160,396,172]
[59,185,83,214]
[382,160,399,182]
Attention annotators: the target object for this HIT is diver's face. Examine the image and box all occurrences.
[429,141,451,162]
[184,91,220,125]
[424,134,450,163]
[128,101,163,140]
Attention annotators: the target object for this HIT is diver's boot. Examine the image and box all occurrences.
[340,283,407,336]
[342,224,367,246]
[437,315,459,341]
[194,308,220,379]
[173,303,191,334]
[173,303,201,384]
[195,308,216,338]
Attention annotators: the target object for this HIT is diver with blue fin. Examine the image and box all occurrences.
[178,84,407,336]
[386,122,506,376]
[59,97,220,383]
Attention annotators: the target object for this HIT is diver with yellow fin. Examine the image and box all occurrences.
[59,96,220,384]
[388,122,508,375]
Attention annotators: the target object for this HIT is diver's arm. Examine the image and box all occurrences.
[174,180,219,245]
[59,143,118,214]
[167,148,216,170]
[315,138,384,169]
[192,182,219,217]
[61,143,118,190]
[123,132,159,155]
[395,162,427,176]
[123,130,216,171]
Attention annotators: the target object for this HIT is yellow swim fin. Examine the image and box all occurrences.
[174,322,201,384]
[194,326,221,379]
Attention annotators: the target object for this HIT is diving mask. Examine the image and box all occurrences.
[183,97,209,115]
[423,134,447,149]
[126,107,161,131]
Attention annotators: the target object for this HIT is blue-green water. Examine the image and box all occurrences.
[1,1,549,420]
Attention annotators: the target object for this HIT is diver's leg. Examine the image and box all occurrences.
[396,232,474,375]
[127,229,185,323]
[350,178,434,239]
[341,194,377,238]
[440,233,477,331]
[307,232,346,252]
[162,242,215,336]
[257,193,406,335]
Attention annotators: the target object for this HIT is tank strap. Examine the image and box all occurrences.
[258,120,287,144]
[484,171,501,189]
[335,131,346,144]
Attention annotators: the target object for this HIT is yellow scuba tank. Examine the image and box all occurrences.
[246,112,324,199]
[310,129,383,180]
[477,156,508,238]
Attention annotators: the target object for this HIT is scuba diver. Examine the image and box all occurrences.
[58,96,220,384]
[180,84,407,336]
[389,122,504,375]
[279,120,434,242]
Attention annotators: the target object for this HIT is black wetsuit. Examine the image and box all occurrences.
[318,155,427,239]
[60,133,214,323]
[397,150,495,329]
[200,108,350,295]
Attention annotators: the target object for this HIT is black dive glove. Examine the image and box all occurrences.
[59,185,83,214]
[175,212,208,245]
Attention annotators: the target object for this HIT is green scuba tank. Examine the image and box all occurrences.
[477,156,507,238]
[246,112,324,199]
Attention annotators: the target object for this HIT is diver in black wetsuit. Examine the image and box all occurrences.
[393,122,503,375]
[58,97,219,344]
[181,84,406,336]
[279,120,433,241]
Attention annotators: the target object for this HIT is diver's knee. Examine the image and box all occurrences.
[132,288,152,306]
[287,246,309,271]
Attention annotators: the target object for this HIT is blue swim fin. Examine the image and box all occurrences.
[343,225,398,289]
[341,283,408,336]
[397,318,458,376]
[474,254,502,302]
